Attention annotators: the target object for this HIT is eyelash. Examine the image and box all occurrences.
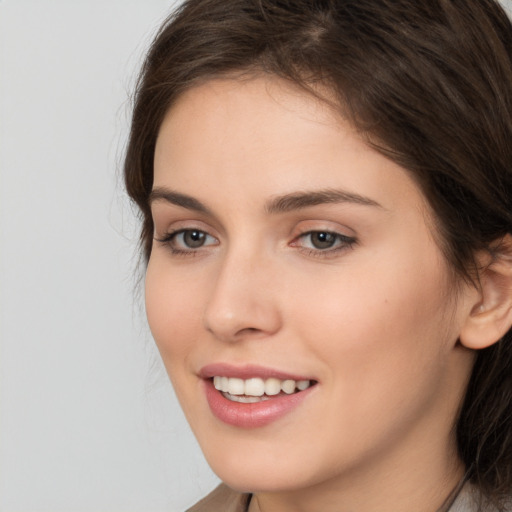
[292,230,357,258]
[154,229,218,256]
[154,229,357,258]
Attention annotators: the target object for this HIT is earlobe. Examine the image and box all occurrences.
[459,235,512,350]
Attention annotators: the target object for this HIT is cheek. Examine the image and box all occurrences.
[283,256,459,458]
[145,258,205,363]
[289,244,456,391]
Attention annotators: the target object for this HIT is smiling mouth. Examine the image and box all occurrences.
[212,376,315,403]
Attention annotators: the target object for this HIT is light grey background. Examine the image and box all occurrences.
[1,1,511,511]
[0,2,219,511]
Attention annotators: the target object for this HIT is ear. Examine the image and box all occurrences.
[459,234,512,350]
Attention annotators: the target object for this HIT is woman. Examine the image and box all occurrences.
[124,0,512,510]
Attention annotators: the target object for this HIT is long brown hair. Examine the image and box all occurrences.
[124,0,512,506]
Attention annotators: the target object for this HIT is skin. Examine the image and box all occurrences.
[146,77,479,512]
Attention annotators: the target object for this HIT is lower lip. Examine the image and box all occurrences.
[203,379,315,428]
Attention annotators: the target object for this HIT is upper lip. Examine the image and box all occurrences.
[199,363,315,382]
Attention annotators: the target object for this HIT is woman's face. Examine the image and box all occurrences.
[146,77,475,494]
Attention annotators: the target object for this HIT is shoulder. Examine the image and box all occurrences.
[186,484,251,512]
[449,483,512,512]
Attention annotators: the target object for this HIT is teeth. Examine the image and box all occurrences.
[297,380,310,391]
[213,376,312,397]
[264,378,281,396]
[281,379,296,394]
[228,377,245,395]
[224,394,269,403]
[245,378,265,396]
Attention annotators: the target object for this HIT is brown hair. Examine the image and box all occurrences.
[124,0,512,506]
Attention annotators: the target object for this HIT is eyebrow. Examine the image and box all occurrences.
[265,189,384,214]
[149,188,212,214]
[149,186,384,215]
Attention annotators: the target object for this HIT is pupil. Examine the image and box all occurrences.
[184,230,205,248]
[312,232,335,249]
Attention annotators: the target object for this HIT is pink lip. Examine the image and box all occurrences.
[200,363,317,429]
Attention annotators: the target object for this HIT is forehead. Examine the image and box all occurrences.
[157,76,343,153]
[156,76,429,210]
[155,77,429,213]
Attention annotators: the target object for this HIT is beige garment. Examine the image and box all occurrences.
[187,482,510,512]
[186,484,250,512]
[448,484,511,512]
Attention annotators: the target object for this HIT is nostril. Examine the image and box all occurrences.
[234,326,265,338]
[202,284,282,341]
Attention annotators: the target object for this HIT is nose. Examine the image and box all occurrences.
[203,248,282,343]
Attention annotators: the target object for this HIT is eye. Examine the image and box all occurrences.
[155,228,218,254]
[307,231,339,249]
[178,229,210,248]
[293,230,356,255]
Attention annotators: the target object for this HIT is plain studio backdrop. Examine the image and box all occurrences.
[1,1,511,511]
[0,2,220,511]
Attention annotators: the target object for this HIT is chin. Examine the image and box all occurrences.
[213,465,311,494]
[199,437,325,494]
